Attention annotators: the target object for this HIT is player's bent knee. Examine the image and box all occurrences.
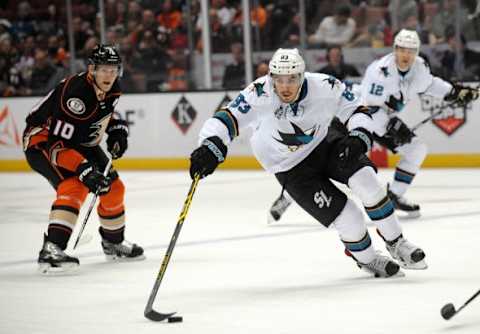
[54,178,89,210]
[348,166,386,207]
[99,178,125,213]
[333,199,367,241]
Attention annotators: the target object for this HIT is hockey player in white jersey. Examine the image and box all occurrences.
[189,48,427,277]
[269,29,479,220]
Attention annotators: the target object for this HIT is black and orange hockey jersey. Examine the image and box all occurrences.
[24,72,122,171]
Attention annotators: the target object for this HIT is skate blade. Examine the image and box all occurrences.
[38,262,79,275]
[374,269,406,278]
[267,213,278,224]
[104,254,146,262]
[398,259,428,270]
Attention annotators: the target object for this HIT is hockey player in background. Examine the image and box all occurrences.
[269,29,479,221]
[23,45,144,274]
[189,48,427,278]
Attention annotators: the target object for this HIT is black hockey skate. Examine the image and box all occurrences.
[345,249,401,278]
[38,234,79,274]
[101,239,145,261]
[268,193,292,223]
[387,187,420,218]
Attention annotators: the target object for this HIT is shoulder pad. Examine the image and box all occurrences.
[60,75,97,120]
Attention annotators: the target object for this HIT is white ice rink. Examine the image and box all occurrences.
[1,168,479,334]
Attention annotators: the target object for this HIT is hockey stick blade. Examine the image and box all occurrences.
[144,309,176,322]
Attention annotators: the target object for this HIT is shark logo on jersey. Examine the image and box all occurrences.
[274,122,316,151]
[380,66,390,77]
[254,82,267,97]
[323,76,340,89]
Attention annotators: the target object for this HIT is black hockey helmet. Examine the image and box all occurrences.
[88,44,122,66]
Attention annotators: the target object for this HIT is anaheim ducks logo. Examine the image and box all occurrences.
[67,98,86,115]
[420,95,468,136]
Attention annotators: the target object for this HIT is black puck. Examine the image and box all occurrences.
[441,303,456,320]
[168,316,183,323]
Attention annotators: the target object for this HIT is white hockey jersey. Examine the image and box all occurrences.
[198,72,364,174]
[359,53,452,135]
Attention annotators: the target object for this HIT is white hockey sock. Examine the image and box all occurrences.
[391,138,427,196]
[333,199,376,264]
[348,167,402,242]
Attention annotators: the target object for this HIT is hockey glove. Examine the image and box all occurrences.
[106,119,129,159]
[77,162,112,194]
[335,128,372,168]
[444,84,479,107]
[385,117,414,146]
[189,136,227,179]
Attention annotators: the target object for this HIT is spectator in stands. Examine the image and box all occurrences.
[132,29,170,91]
[438,32,480,81]
[25,48,64,96]
[222,42,245,90]
[308,5,356,47]
[11,1,36,41]
[255,60,269,77]
[157,0,182,31]
[71,17,91,51]
[0,36,23,96]
[464,7,480,41]
[317,45,360,80]
[16,35,35,82]
[127,1,143,22]
[163,50,189,91]
[279,13,301,48]
[430,0,468,44]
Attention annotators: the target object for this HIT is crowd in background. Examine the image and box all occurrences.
[1,0,480,96]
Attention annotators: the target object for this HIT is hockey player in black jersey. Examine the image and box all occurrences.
[23,45,144,274]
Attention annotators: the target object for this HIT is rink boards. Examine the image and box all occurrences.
[0,89,479,171]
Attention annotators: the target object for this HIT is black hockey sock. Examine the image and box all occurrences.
[47,224,72,250]
[99,226,125,244]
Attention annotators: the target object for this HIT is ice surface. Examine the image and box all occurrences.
[1,169,479,334]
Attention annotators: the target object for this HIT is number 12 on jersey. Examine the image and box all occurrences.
[369,83,384,96]
[53,120,75,140]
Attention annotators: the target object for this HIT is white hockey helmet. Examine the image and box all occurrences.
[394,29,420,55]
[269,48,306,82]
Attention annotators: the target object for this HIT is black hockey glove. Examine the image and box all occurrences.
[444,84,479,107]
[189,136,227,179]
[385,117,414,146]
[106,119,129,159]
[335,128,372,168]
[77,162,112,194]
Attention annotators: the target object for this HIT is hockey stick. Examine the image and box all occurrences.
[441,289,480,320]
[413,87,480,131]
[73,157,113,250]
[144,174,200,322]
[412,108,445,131]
